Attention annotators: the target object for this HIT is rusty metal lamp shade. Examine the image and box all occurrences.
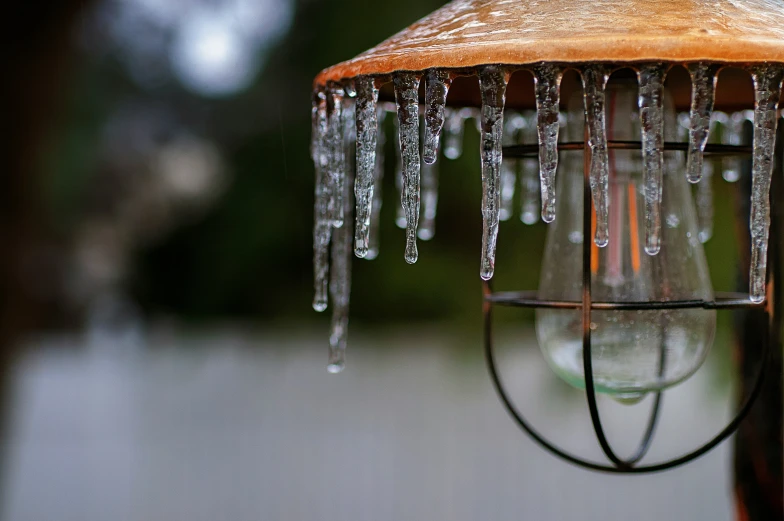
[310,0,784,473]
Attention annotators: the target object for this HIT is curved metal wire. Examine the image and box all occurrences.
[503,141,753,158]
[483,281,772,473]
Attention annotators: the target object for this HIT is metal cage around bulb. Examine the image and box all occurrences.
[311,0,784,475]
[483,134,777,473]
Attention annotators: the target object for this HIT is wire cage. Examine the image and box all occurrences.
[483,132,779,473]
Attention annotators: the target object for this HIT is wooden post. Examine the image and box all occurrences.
[732,123,784,521]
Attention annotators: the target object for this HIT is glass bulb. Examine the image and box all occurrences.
[535,81,716,404]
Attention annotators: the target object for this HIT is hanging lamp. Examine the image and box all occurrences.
[309,0,784,473]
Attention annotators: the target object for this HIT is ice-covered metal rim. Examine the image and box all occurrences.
[315,61,783,91]
[312,0,784,88]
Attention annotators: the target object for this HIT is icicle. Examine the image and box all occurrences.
[394,72,422,264]
[444,107,470,160]
[366,109,386,260]
[353,77,379,258]
[519,111,540,224]
[478,66,509,280]
[581,64,611,247]
[748,65,784,302]
[637,64,668,256]
[532,64,563,223]
[686,63,720,184]
[423,69,451,165]
[393,114,407,229]
[723,111,753,183]
[328,159,355,373]
[500,112,524,221]
[696,158,714,243]
[419,155,439,240]
[312,91,332,312]
[325,85,347,228]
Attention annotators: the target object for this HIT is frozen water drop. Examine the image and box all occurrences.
[748,65,784,302]
[353,76,379,258]
[686,63,719,184]
[394,72,422,264]
[327,358,345,374]
[533,64,563,223]
[612,392,647,405]
[423,69,451,165]
[637,64,668,256]
[478,66,509,280]
[581,64,611,247]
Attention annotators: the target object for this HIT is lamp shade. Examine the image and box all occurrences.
[314,0,784,90]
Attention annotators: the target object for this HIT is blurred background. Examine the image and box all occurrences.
[0,1,762,519]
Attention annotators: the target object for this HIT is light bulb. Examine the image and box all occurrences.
[535,81,716,404]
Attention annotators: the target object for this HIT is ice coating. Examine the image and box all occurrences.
[312,93,332,312]
[423,69,451,165]
[394,72,422,264]
[419,154,439,240]
[328,162,355,373]
[500,112,524,221]
[686,63,719,184]
[748,65,784,302]
[393,114,407,229]
[533,64,563,223]
[353,77,379,258]
[478,66,509,280]
[325,85,347,228]
[520,111,540,225]
[366,108,386,260]
[637,63,668,256]
[581,64,611,247]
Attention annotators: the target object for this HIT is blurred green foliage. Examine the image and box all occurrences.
[45,0,743,333]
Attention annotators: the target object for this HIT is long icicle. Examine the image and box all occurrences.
[686,63,720,183]
[328,158,355,373]
[581,64,611,247]
[326,84,347,228]
[748,65,784,302]
[394,72,422,264]
[312,91,332,312]
[478,66,509,280]
[419,153,439,240]
[533,64,563,223]
[444,107,469,160]
[393,110,407,229]
[520,111,540,224]
[423,69,451,165]
[353,77,379,258]
[500,112,524,221]
[366,108,386,260]
[637,63,668,255]
[696,157,714,243]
